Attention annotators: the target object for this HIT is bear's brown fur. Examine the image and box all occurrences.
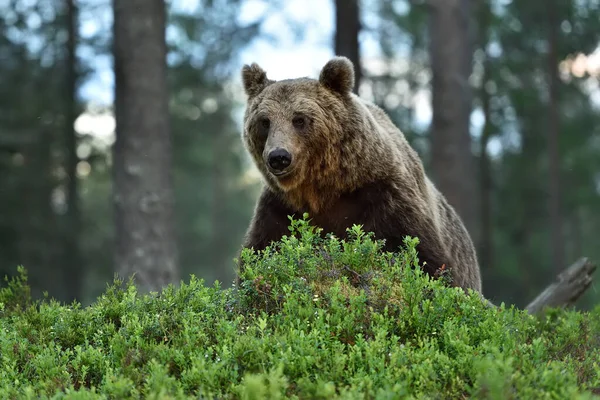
[239,56,482,293]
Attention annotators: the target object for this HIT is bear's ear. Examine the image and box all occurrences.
[319,56,355,95]
[242,63,272,98]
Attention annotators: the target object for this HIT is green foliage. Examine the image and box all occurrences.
[1,216,599,399]
[0,266,31,314]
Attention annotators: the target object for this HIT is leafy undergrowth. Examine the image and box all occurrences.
[1,215,599,399]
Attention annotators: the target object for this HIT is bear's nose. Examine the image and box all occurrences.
[267,148,292,172]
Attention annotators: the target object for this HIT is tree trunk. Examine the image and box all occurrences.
[211,120,227,280]
[64,0,83,302]
[334,0,361,94]
[547,0,564,274]
[525,257,596,315]
[477,0,494,273]
[479,80,493,272]
[513,87,539,303]
[17,130,62,300]
[479,257,597,316]
[572,208,583,261]
[112,0,179,292]
[428,0,478,242]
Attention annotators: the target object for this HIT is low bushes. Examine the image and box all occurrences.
[0,215,599,399]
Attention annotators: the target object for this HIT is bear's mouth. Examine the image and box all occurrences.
[270,169,293,178]
[266,163,296,180]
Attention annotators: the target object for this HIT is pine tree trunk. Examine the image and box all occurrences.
[64,0,82,302]
[112,0,179,292]
[18,129,62,300]
[479,82,493,272]
[211,119,226,279]
[547,0,564,274]
[477,0,494,274]
[334,0,361,94]
[428,0,479,242]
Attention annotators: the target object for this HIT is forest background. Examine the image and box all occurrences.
[1,0,600,310]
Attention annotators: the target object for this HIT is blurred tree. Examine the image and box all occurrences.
[474,0,496,279]
[483,0,600,306]
[428,0,478,241]
[334,0,361,93]
[113,0,179,292]
[546,0,564,274]
[67,0,263,301]
[64,0,83,302]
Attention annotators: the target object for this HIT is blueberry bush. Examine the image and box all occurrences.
[0,215,599,399]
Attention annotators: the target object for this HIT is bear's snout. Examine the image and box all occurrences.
[267,148,292,173]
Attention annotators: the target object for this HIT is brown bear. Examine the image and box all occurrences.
[238,56,482,293]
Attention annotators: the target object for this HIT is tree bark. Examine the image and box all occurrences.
[112,0,179,292]
[17,129,62,300]
[211,116,227,279]
[547,0,565,274]
[428,0,479,242]
[334,0,361,94]
[479,257,597,315]
[525,258,596,315]
[64,0,83,302]
[479,88,493,272]
[477,0,494,273]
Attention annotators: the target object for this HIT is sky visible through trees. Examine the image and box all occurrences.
[77,0,600,156]
[78,0,437,140]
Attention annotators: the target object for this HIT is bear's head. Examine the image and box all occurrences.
[240,56,373,212]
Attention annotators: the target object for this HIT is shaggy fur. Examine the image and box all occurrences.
[239,56,482,293]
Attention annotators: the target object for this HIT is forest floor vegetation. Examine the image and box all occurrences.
[1,215,599,399]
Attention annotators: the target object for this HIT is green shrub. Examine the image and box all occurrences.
[0,214,599,399]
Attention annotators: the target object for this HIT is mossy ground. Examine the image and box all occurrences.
[0,215,599,399]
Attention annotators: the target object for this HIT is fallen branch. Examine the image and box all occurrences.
[524,257,597,315]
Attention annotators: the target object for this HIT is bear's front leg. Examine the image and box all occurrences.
[242,188,294,252]
[409,233,475,291]
[236,188,296,285]
[374,206,464,289]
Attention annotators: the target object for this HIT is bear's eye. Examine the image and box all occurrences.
[259,117,270,130]
[292,116,306,129]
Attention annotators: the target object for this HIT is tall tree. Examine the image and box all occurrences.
[113,0,179,292]
[476,0,495,276]
[546,0,564,274]
[64,0,82,302]
[334,0,361,93]
[428,0,478,240]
